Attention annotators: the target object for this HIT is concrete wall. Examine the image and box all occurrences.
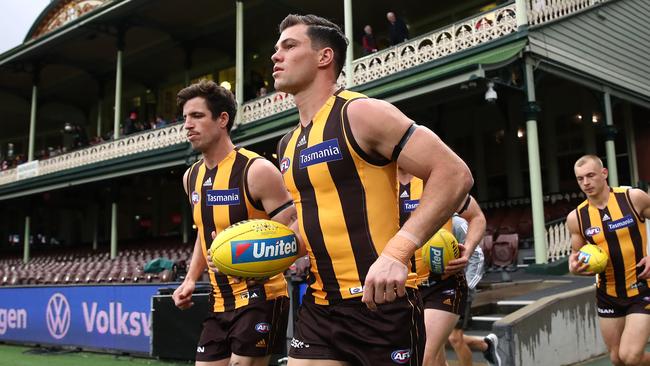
[493,286,606,366]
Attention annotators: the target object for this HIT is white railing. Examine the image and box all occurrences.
[240,3,518,125]
[0,124,186,187]
[526,0,609,26]
[546,221,571,262]
[0,0,611,188]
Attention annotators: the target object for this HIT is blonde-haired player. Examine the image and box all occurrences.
[568,154,650,366]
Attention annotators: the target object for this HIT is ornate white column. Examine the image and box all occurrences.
[23,216,30,263]
[27,67,39,162]
[524,57,547,264]
[515,0,529,28]
[603,89,618,187]
[623,103,639,185]
[113,30,124,140]
[344,0,354,88]
[235,1,244,124]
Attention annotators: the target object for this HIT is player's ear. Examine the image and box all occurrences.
[218,111,230,129]
[318,47,334,69]
[602,167,608,178]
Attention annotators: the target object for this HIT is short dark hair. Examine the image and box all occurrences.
[176,80,237,132]
[279,14,348,78]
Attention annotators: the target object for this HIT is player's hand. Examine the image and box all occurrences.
[362,254,408,311]
[569,252,595,276]
[637,256,650,279]
[208,230,268,285]
[444,243,469,275]
[293,255,310,277]
[172,280,195,310]
[206,248,219,273]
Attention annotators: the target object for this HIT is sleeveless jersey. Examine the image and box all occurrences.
[277,89,417,305]
[398,176,454,284]
[187,147,288,312]
[576,187,648,298]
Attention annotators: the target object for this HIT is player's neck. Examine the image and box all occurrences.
[293,80,338,127]
[588,186,611,209]
[202,136,235,169]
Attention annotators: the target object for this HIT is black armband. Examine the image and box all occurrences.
[456,195,471,215]
[391,123,417,161]
[268,200,294,218]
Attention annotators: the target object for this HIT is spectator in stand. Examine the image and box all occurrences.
[361,25,378,55]
[73,124,88,148]
[124,111,137,135]
[257,87,268,97]
[155,115,168,128]
[387,11,410,45]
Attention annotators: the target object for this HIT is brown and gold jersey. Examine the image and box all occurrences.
[277,89,417,305]
[398,176,453,284]
[576,187,648,298]
[188,147,287,312]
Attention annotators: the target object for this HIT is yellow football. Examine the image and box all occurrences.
[577,244,608,274]
[422,228,460,274]
[210,219,299,278]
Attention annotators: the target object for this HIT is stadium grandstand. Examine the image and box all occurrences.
[0,0,648,364]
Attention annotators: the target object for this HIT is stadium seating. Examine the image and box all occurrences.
[0,242,192,286]
[480,191,584,270]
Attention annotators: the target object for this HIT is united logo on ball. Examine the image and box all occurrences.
[210,219,299,278]
[422,229,460,274]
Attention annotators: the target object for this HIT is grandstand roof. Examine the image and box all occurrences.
[25,0,110,42]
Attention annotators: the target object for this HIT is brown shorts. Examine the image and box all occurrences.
[596,289,650,318]
[289,289,425,366]
[419,273,468,318]
[195,296,289,362]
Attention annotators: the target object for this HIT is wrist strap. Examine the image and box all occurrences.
[396,229,422,248]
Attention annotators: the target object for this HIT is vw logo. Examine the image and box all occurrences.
[46,293,70,339]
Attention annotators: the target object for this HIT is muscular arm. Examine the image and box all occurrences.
[347,98,473,309]
[445,196,486,274]
[567,210,592,275]
[348,98,473,252]
[628,188,650,278]
[173,168,207,309]
[629,188,650,220]
[456,196,486,258]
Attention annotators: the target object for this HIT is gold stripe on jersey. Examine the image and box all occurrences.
[576,187,647,298]
[398,177,453,284]
[189,147,288,312]
[278,89,416,305]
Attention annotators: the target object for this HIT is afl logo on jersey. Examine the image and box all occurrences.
[191,191,200,205]
[255,322,271,333]
[280,157,291,174]
[391,349,411,364]
[585,226,601,236]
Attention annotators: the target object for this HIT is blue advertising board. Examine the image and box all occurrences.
[0,284,163,353]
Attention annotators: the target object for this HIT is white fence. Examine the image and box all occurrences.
[526,0,609,26]
[546,221,571,262]
[0,124,186,186]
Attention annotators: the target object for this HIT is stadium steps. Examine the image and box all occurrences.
[441,297,532,364]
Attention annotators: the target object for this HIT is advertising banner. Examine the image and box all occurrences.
[0,284,163,353]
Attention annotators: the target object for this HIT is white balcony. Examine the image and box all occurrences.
[0,0,609,189]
